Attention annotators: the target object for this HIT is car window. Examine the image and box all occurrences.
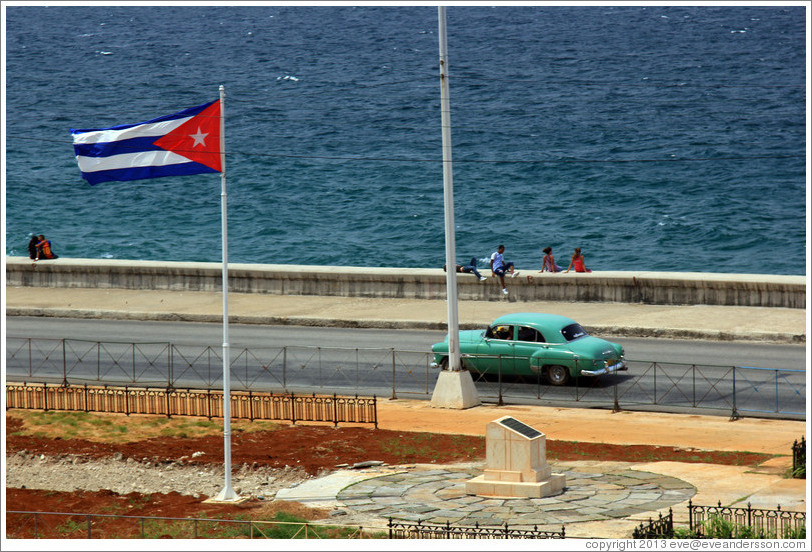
[517,326,545,343]
[561,323,588,341]
[487,325,513,340]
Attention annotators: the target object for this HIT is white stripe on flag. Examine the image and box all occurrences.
[76,150,193,173]
[72,116,192,144]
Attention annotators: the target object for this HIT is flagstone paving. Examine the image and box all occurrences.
[335,463,696,531]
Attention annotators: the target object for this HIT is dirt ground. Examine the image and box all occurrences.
[5,412,778,539]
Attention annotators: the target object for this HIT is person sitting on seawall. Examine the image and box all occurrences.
[539,246,563,273]
[28,234,40,260]
[444,257,487,281]
[490,244,519,295]
[565,247,591,273]
[34,235,58,261]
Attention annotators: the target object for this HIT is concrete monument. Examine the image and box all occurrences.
[466,416,566,498]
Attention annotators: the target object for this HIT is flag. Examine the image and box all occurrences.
[71,99,222,185]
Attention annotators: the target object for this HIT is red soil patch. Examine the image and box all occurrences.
[5,414,775,538]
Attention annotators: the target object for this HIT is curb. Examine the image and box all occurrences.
[6,307,805,344]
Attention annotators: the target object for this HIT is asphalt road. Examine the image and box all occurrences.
[6,317,805,368]
[5,317,806,418]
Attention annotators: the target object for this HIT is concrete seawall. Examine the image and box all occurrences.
[6,257,805,308]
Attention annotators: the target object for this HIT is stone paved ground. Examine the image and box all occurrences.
[325,461,696,531]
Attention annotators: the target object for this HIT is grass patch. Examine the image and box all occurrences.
[7,409,281,444]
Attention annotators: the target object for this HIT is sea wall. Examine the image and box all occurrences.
[5,257,806,308]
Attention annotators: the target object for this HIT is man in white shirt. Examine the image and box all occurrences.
[490,244,519,295]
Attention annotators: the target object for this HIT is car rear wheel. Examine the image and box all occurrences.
[546,365,569,386]
[439,357,449,370]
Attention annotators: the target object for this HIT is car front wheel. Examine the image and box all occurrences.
[546,365,569,386]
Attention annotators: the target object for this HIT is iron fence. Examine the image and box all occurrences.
[5,337,805,418]
[5,511,382,539]
[632,509,673,539]
[792,436,805,479]
[5,382,378,427]
[688,500,806,539]
[387,519,565,539]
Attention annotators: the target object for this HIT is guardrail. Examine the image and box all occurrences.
[5,337,805,419]
[5,382,378,428]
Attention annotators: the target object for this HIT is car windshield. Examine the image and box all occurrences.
[561,323,588,341]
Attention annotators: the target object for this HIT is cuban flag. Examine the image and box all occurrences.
[71,99,222,185]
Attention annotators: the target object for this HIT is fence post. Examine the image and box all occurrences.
[391,348,397,400]
[43,382,48,411]
[653,362,657,405]
[747,502,752,529]
[84,383,89,413]
[282,346,287,391]
[692,364,697,407]
[730,366,740,421]
[612,373,620,412]
[688,499,693,534]
[333,393,338,427]
[168,343,173,389]
[62,339,68,386]
[125,386,130,416]
[775,369,779,413]
[249,390,254,421]
[291,392,296,425]
[497,356,504,406]
[166,385,172,419]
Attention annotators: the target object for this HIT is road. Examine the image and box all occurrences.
[5,317,806,418]
[6,317,805,368]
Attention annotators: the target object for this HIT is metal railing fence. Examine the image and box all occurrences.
[5,337,805,418]
[688,500,806,539]
[792,436,806,479]
[5,382,378,427]
[632,509,674,539]
[387,518,565,539]
[5,511,382,539]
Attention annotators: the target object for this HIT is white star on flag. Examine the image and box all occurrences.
[190,127,208,147]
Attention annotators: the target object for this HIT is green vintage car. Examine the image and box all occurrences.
[431,312,627,386]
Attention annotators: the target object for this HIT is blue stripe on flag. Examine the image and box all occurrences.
[70,100,216,134]
[81,161,219,186]
[73,136,164,158]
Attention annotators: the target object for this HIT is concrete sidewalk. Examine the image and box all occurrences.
[4,286,807,343]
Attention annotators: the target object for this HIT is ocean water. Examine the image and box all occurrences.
[4,5,807,275]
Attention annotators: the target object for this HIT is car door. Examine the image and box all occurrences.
[512,326,546,377]
[476,324,515,375]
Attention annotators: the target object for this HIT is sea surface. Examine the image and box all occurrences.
[4,5,807,275]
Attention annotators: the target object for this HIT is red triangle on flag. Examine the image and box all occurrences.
[153,100,222,172]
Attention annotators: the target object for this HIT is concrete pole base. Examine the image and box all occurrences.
[430,369,481,409]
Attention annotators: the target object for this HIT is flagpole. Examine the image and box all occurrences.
[215,84,238,502]
[438,6,461,373]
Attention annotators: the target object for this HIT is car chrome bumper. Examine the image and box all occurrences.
[580,360,627,377]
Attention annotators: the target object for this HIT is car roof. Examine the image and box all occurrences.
[491,312,578,331]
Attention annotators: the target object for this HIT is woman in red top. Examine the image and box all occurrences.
[565,247,591,273]
[34,235,57,260]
